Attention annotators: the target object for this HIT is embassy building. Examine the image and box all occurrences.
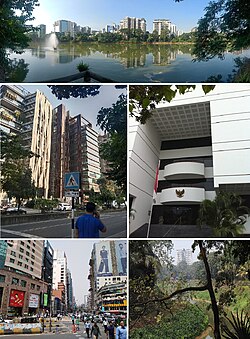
[129,84,250,237]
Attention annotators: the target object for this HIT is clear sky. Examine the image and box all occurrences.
[49,239,96,305]
[30,0,210,33]
[21,85,126,132]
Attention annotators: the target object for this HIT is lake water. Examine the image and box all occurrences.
[8,42,250,83]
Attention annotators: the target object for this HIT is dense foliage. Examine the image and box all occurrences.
[131,304,208,339]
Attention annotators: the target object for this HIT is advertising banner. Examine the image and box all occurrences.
[9,290,25,307]
[115,241,127,275]
[43,293,48,307]
[95,241,113,277]
[29,294,39,308]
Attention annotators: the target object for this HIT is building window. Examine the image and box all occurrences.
[24,264,28,269]
[10,258,15,263]
[31,255,35,259]
[31,261,34,266]
[20,241,25,246]
[32,249,35,253]
[19,254,23,259]
[20,247,24,253]
[31,283,35,289]
[36,285,40,291]
[10,250,16,257]
[27,245,30,250]
[12,277,19,285]
[30,267,33,272]
[0,275,5,283]
[26,251,30,256]
[17,261,22,266]
[20,280,27,287]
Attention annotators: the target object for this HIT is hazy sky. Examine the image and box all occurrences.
[21,85,126,131]
[49,239,96,305]
[30,0,210,33]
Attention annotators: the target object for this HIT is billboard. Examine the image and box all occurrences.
[95,241,113,277]
[9,290,25,307]
[115,241,127,275]
[29,294,39,308]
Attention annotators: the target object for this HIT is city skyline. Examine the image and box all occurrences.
[29,0,210,33]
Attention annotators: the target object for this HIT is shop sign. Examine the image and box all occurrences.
[9,290,25,307]
[29,293,39,308]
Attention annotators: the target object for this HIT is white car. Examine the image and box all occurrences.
[58,203,72,211]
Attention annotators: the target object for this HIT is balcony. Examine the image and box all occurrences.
[160,187,205,204]
[164,162,205,180]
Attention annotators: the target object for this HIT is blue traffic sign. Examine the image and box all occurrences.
[64,172,80,190]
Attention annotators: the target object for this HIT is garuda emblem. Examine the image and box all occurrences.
[176,189,185,198]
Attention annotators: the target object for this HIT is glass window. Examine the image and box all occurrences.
[12,277,19,285]
[10,258,15,263]
[31,283,35,289]
[0,275,5,283]
[20,280,27,287]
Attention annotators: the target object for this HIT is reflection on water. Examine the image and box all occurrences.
[6,42,250,82]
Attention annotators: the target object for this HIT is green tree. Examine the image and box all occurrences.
[0,0,39,80]
[192,0,250,61]
[1,131,36,208]
[97,93,127,190]
[197,192,249,237]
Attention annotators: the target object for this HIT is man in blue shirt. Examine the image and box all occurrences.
[116,321,127,339]
[75,202,106,238]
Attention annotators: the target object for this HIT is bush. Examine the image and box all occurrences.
[77,62,89,72]
[130,304,208,339]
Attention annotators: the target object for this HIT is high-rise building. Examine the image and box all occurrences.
[5,240,44,279]
[66,269,73,312]
[69,115,101,194]
[88,240,127,310]
[153,19,177,35]
[49,104,70,199]
[176,249,192,265]
[38,24,46,38]
[53,250,68,310]
[21,91,53,198]
[129,85,250,235]
[120,17,146,33]
[54,20,77,37]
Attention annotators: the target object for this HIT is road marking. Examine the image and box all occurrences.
[1,229,41,238]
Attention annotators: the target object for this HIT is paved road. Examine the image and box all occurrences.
[1,210,127,238]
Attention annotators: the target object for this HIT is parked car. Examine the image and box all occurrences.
[58,203,72,211]
[2,207,27,215]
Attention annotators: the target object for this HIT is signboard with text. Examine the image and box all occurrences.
[29,294,39,308]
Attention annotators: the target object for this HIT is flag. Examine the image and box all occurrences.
[153,160,160,203]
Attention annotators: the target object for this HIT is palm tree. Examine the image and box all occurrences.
[197,192,249,237]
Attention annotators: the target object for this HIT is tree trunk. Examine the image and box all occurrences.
[198,241,221,339]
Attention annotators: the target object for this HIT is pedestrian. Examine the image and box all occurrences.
[75,202,107,238]
[103,318,108,333]
[116,321,127,339]
[57,313,61,321]
[71,314,75,324]
[91,322,101,339]
[75,316,80,331]
[85,320,91,338]
[107,321,115,339]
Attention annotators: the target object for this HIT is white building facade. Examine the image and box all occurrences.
[129,85,250,235]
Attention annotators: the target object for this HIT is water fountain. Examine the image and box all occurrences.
[46,32,59,51]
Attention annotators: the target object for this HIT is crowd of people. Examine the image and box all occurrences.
[70,313,127,339]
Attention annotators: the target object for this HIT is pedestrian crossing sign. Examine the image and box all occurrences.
[65,172,80,190]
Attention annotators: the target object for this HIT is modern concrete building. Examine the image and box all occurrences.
[66,269,73,312]
[153,19,177,35]
[5,240,44,279]
[176,249,192,265]
[120,17,146,33]
[38,24,46,38]
[53,250,68,311]
[96,282,127,315]
[49,104,70,199]
[88,241,127,312]
[21,91,53,199]
[69,115,101,194]
[54,20,77,37]
[129,84,250,236]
